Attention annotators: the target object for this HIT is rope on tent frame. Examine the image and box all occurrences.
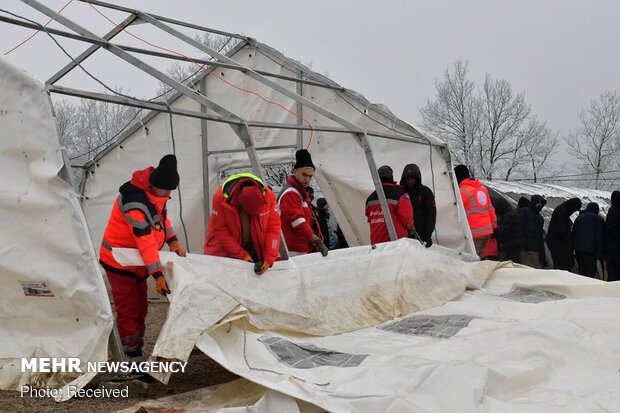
[0,7,192,251]
[3,0,74,55]
[85,0,316,147]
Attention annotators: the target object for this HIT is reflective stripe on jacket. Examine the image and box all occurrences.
[99,167,176,278]
[365,182,414,244]
[204,173,281,265]
[459,178,497,238]
[277,176,315,253]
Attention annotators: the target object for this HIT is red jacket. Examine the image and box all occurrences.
[204,174,281,265]
[100,167,177,278]
[365,182,414,244]
[277,176,315,253]
[459,178,497,238]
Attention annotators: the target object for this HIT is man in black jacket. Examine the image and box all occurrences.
[520,194,547,268]
[572,202,605,278]
[494,197,523,263]
[606,191,620,281]
[399,164,436,248]
[546,198,582,271]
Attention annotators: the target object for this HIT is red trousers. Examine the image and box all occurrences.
[106,270,148,354]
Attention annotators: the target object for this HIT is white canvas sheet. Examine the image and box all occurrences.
[0,57,113,400]
[117,239,620,412]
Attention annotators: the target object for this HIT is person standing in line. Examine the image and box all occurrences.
[572,202,605,278]
[494,197,523,263]
[520,194,547,269]
[546,198,582,271]
[605,191,620,281]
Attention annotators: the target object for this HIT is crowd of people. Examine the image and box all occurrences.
[97,151,619,359]
[453,165,620,283]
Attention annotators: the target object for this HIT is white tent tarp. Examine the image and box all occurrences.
[115,239,620,412]
[0,57,113,401]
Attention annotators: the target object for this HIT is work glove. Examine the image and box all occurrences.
[424,237,433,248]
[153,272,170,296]
[242,253,254,263]
[254,261,270,275]
[168,240,187,257]
[314,238,329,257]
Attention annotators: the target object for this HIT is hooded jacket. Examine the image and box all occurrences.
[204,174,281,265]
[100,167,177,278]
[399,164,436,242]
[547,198,582,246]
[493,197,523,253]
[606,191,620,251]
[520,194,545,253]
[572,202,605,258]
[458,178,497,238]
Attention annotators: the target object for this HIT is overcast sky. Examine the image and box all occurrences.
[2,0,620,141]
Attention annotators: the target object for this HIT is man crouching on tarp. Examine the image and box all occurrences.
[204,173,281,275]
[99,154,187,358]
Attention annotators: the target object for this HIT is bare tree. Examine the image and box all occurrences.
[68,88,139,164]
[521,118,558,183]
[477,74,530,180]
[566,90,620,189]
[421,60,559,182]
[155,33,241,101]
[420,60,481,175]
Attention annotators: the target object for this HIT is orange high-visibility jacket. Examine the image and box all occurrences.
[204,174,281,265]
[99,167,177,278]
[459,178,497,238]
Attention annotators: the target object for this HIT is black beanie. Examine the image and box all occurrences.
[454,164,470,184]
[378,165,394,183]
[149,154,179,190]
[294,149,315,170]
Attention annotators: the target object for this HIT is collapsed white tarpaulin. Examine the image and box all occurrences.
[116,239,620,412]
[0,57,113,400]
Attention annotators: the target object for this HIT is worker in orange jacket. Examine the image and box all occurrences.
[454,164,498,257]
[99,154,187,357]
[204,173,281,274]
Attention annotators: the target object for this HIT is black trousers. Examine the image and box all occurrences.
[549,244,574,271]
[575,251,597,278]
[607,252,620,282]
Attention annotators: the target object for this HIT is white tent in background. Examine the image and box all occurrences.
[73,36,474,257]
[0,57,113,400]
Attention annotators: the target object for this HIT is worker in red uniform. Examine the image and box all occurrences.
[454,164,498,256]
[204,173,281,274]
[99,154,187,357]
[277,149,328,256]
[365,165,414,244]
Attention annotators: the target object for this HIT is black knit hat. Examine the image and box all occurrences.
[454,164,470,184]
[293,149,315,170]
[378,165,395,183]
[149,154,179,190]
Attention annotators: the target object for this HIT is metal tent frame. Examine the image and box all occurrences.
[3,0,450,245]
